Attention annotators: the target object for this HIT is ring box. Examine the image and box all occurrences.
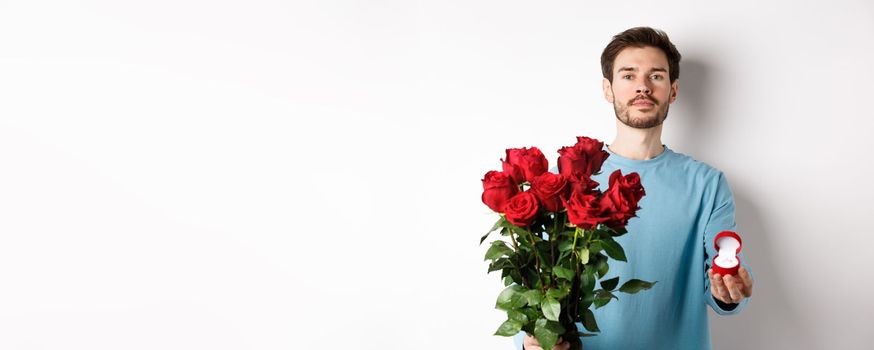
[712,231,742,276]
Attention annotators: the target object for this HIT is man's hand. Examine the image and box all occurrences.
[708,266,753,304]
[522,335,572,350]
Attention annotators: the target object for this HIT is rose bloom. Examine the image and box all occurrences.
[503,147,548,184]
[530,172,568,213]
[557,136,610,178]
[503,191,540,227]
[562,190,610,230]
[599,170,646,227]
[481,170,519,213]
[566,171,600,196]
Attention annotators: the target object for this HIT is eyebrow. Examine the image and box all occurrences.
[616,66,668,74]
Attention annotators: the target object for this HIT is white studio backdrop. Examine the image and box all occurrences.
[1,1,872,349]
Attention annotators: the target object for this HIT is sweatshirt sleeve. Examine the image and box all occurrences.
[702,171,752,315]
[513,331,524,350]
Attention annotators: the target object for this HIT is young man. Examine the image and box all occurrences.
[516,27,754,350]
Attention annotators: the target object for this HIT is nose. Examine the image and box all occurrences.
[635,82,652,95]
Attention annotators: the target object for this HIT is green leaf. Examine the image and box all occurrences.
[589,241,603,254]
[506,269,523,285]
[480,232,491,245]
[578,247,590,264]
[494,319,522,336]
[485,241,514,261]
[600,238,627,262]
[495,285,523,310]
[596,255,609,279]
[553,265,574,281]
[611,226,628,237]
[510,291,529,308]
[580,291,594,308]
[508,310,529,324]
[482,216,506,245]
[522,289,543,306]
[618,279,657,294]
[544,320,565,335]
[545,286,570,300]
[581,270,596,294]
[580,307,600,332]
[600,277,619,291]
[534,318,559,350]
[558,250,571,262]
[541,297,561,321]
[593,289,618,309]
[503,276,513,286]
[488,258,511,273]
[558,240,574,252]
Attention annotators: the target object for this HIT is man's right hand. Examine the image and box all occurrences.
[522,335,572,350]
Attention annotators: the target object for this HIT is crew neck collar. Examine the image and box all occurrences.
[603,143,672,169]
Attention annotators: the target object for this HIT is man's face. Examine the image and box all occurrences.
[602,46,679,129]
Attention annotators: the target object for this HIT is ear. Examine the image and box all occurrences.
[669,79,679,104]
[602,78,614,103]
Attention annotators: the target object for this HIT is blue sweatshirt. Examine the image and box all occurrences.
[514,143,752,350]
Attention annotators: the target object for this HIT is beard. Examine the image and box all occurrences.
[613,93,669,129]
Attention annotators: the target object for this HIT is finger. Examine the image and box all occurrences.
[523,335,541,348]
[711,273,729,302]
[738,266,754,296]
[709,273,723,300]
[723,275,744,303]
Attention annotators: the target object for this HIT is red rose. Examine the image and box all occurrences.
[530,172,568,213]
[504,191,540,227]
[481,170,519,213]
[562,190,610,230]
[557,136,609,178]
[566,171,600,196]
[502,147,548,183]
[599,170,646,228]
[501,162,524,187]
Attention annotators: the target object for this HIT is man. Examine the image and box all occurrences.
[516,27,754,350]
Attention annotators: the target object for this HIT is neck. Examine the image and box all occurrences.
[609,120,665,160]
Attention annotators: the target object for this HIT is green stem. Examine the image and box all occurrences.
[572,227,580,252]
[523,227,541,273]
[507,228,531,287]
[549,213,557,265]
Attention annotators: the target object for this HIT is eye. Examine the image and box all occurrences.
[651,75,663,80]
[622,74,633,79]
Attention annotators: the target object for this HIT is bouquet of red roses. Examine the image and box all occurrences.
[480,136,656,350]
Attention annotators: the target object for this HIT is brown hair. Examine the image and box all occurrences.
[601,27,681,83]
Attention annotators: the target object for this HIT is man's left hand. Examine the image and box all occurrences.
[708,266,753,304]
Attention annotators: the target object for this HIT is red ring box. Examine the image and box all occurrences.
[712,231,742,276]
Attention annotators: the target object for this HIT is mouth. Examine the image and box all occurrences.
[631,98,655,108]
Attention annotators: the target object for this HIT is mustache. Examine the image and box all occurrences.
[629,96,657,105]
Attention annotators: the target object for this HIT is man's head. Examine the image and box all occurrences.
[601,27,681,129]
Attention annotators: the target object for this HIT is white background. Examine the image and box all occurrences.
[1,1,873,349]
